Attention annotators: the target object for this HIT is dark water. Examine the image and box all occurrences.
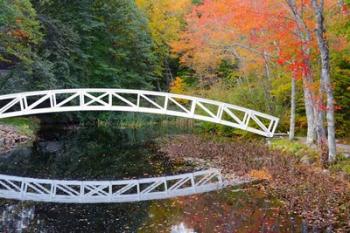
[0,125,304,233]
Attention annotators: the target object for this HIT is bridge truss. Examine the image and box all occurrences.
[0,89,279,137]
[0,169,223,203]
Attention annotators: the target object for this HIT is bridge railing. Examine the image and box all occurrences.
[0,89,279,137]
[0,169,223,203]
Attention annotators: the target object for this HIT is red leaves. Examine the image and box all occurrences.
[277,57,286,65]
[317,103,342,112]
[341,4,349,15]
[173,0,323,82]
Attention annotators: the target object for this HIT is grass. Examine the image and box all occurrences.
[338,137,350,144]
[95,112,196,130]
[0,117,40,137]
[269,138,319,162]
[271,138,350,176]
[330,155,350,176]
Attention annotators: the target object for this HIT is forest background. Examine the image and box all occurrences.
[0,0,349,164]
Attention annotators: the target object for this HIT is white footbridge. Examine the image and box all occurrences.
[0,89,279,137]
[0,89,279,203]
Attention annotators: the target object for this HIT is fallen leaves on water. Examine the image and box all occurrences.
[158,134,350,231]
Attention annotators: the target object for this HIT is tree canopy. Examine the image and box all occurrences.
[0,0,158,92]
[0,0,349,147]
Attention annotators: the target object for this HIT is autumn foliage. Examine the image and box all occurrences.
[160,135,350,230]
[169,76,186,94]
[248,168,272,181]
[172,0,348,81]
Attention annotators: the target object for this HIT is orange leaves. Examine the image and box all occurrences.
[15,18,23,24]
[173,0,346,84]
[172,0,303,79]
[332,37,348,52]
[248,168,272,181]
[7,18,30,40]
[8,29,29,40]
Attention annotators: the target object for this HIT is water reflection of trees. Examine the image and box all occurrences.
[0,126,185,180]
[0,203,35,233]
[139,188,302,233]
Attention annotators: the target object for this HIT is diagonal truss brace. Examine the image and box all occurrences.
[0,169,223,203]
[0,89,279,137]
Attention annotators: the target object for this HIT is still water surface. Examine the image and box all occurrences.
[0,125,303,233]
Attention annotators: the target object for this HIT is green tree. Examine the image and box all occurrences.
[33,0,157,89]
[0,0,158,93]
[136,0,192,89]
[0,0,42,67]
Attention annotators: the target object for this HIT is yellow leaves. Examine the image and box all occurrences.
[169,77,186,94]
[248,168,272,180]
[136,0,192,55]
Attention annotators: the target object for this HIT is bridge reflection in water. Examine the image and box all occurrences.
[0,169,226,203]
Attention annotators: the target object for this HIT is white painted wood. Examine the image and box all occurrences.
[0,89,279,137]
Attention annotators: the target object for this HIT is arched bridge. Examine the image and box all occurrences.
[0,89,279,203]
[0,89,279,137]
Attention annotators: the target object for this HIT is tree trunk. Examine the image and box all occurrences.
[315,94,329,165]
[289,77,296,141]
[285,0,317,144]
[263,51,273,113]
[301,41,317,145]
[156,79,162,91]
[164,59,173,90]
[302,77,316,145]
[312,0,337,162]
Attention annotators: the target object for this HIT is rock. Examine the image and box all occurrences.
[45,141,62,153]
[322,169,330,175]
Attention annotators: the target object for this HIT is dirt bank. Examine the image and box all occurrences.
[0,125,31,153]
[159,135,350,232]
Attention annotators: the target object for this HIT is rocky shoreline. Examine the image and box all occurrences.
[0,125,31,153]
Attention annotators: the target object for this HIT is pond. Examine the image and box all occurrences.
[0,123,305,233]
